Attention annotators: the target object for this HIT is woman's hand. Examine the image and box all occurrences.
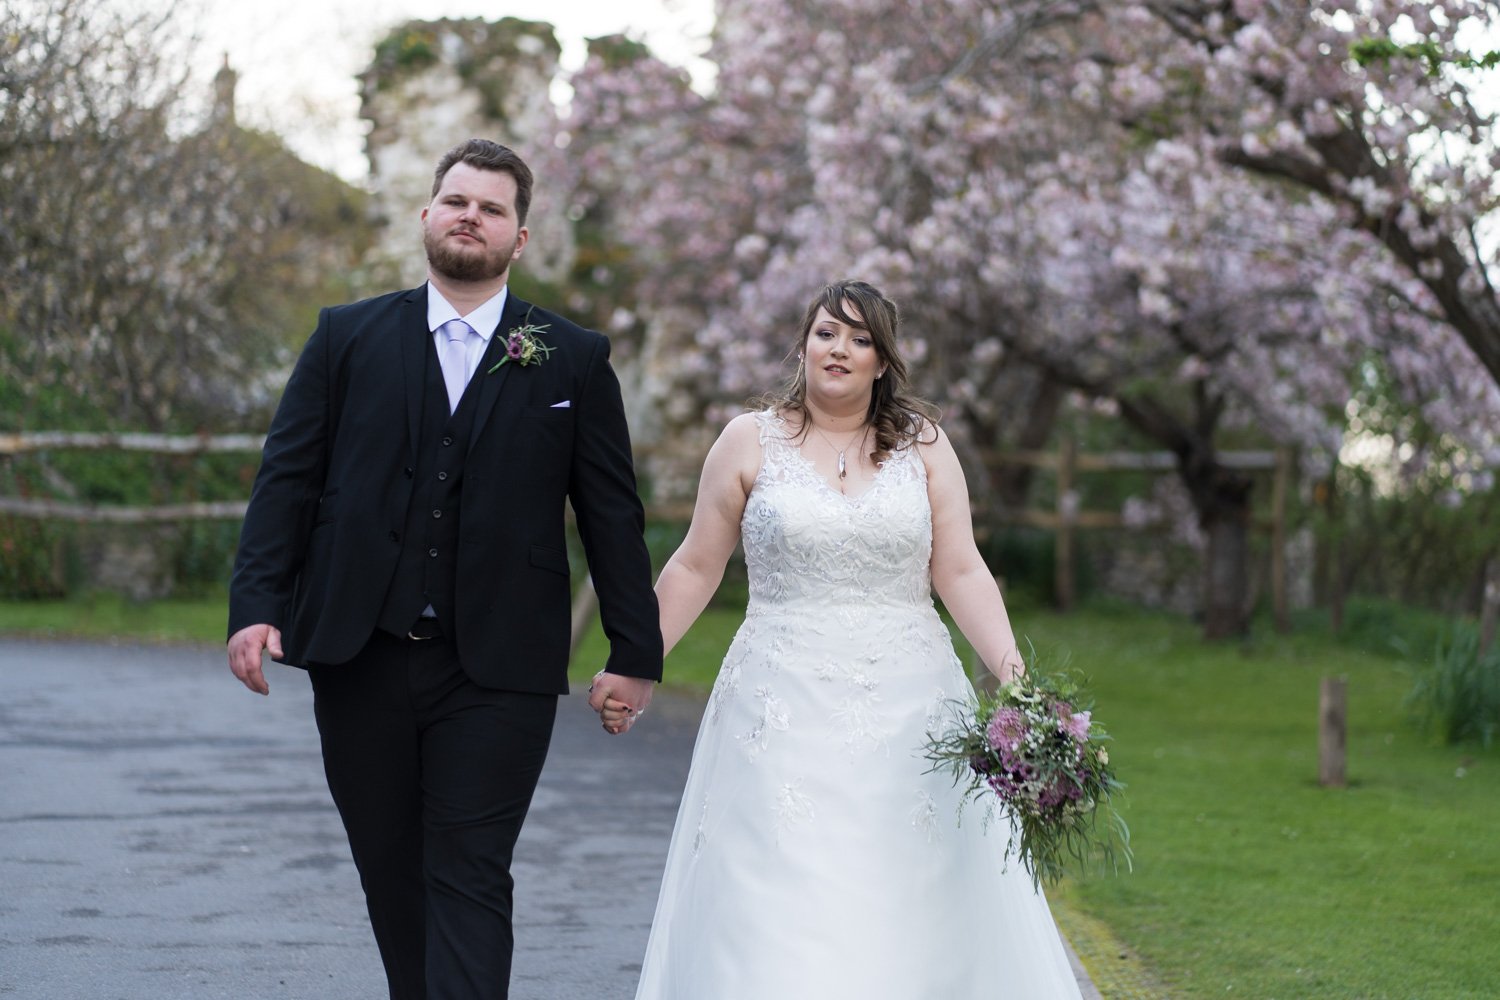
[599,694,640,735]
[591,669,646,735]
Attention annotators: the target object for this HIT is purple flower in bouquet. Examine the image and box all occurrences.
[986,706,1026,749]
[1037,785,1067,811]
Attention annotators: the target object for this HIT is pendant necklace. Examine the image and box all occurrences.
[810,421,869,491]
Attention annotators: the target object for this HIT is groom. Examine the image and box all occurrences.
[226,138,661,999]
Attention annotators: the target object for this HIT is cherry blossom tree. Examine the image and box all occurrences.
[557,0,1500,637]
[1121,0,1500,384]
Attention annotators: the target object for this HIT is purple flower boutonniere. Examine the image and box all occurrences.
[488,310,554,372]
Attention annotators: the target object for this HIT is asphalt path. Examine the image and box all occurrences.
[0,639,1098,999]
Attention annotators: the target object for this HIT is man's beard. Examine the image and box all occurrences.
[424,226,516,283]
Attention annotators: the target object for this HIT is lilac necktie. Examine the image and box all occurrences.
[440,319,477,414]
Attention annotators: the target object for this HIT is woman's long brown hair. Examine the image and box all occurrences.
[755,279,940,464]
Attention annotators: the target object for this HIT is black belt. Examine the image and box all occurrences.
[405,616,444,641]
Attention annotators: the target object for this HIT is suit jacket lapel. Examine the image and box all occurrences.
[467,292,529,450]
[399,286,429,460]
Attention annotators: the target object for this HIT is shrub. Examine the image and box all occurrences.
[1405,622,1500,748]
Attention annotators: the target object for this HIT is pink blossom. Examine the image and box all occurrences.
[1063,711,1092,743]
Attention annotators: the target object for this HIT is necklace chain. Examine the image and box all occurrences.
[809,421,868,489]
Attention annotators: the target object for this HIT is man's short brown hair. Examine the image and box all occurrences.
[432,139,534,226]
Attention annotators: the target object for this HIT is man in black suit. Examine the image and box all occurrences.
[227,138,661,1000]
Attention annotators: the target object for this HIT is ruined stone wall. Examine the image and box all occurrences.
[359,18,572,288]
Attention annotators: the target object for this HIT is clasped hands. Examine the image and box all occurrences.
[588,670,654,736]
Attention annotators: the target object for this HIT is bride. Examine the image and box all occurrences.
[595,279,1083,998]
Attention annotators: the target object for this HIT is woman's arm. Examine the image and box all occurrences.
[922,424,1026,684]
[655,412,762,656]
[596,413,760,731]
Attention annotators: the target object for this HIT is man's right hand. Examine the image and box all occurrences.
[227,623,283,696]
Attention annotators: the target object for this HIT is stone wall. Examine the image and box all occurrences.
[360,18,572,288]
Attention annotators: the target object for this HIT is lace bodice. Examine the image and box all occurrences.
[742,409,934,613]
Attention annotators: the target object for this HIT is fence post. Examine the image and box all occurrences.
[1480,556,1500,658]
[1318,676,1347,788]
[1055,433,1076,613]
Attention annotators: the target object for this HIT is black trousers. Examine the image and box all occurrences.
[309,630,558,1000]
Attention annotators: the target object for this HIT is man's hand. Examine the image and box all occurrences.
[227,623,283,696]
[588,670,655,735]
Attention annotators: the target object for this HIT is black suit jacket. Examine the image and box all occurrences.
[228,285,663,693]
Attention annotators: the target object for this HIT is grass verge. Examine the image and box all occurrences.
[1014,605,1498,999]
[0,591,228,644]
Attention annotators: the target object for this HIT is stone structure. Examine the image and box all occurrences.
[359,18,572,288]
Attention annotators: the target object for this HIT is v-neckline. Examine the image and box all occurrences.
[783,436,891,504]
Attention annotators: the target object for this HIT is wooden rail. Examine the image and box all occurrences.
[0,497,249,523]
[3,429,1294,628]
[984,435,1292,629]
[0,432,264,455]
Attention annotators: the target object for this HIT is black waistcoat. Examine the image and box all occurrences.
[376,336,487,638]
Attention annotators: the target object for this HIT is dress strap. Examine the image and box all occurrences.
[751,409,802,486]
[753,408,792,448]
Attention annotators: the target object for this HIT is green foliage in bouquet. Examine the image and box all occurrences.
[924,651,1131,890]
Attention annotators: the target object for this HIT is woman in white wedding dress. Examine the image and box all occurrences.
[600,280,1082,999]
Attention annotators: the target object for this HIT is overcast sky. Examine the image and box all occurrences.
[187,0,715,182]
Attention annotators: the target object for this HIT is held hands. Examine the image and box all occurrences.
[227,623,283,696]
[589,670,655,735]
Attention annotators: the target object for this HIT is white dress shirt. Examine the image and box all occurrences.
[427,281,509,389]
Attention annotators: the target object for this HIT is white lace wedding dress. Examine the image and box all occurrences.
[633,410,1082,999]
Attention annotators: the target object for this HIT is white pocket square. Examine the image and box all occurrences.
[549,400,572,408]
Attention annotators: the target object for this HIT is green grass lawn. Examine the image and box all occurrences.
[1016,606,1499,1000]
[7,593,1495,998]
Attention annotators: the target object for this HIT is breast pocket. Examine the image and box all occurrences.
[525,402,576,420]
[520,402,576,443]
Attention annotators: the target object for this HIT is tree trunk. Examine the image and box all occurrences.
[1192,469,1255,640]
[994,377,1065,510]
[962,372,1065,512]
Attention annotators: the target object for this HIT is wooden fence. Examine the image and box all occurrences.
[2,430,1293,628]
[982,436,1293,630]
[0,432,261,522]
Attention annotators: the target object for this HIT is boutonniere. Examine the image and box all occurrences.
[488,308,554,372]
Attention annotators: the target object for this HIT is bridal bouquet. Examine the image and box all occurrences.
[923,663,1130,890]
